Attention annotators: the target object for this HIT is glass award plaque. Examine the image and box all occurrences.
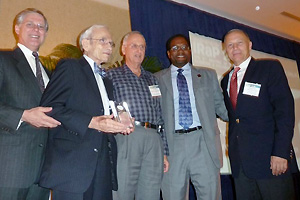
[109,101,134,128]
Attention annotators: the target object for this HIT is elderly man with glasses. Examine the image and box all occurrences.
[106,31,169,200]
[38,25,133,200]
[155,34,228,200]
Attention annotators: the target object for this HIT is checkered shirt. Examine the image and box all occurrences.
[106,64,169,155]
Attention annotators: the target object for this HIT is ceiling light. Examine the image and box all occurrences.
[255,6,260,11]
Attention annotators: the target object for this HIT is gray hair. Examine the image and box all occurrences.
[79,25,107,51]
[223,29,250,43]
[122,31,146,47]
[14,8,49,31]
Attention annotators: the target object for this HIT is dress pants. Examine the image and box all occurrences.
[52,138,113,200]
[234,167,295,200]
[113,126,164,200]
[162,129,221,200]
[0,184,49,200]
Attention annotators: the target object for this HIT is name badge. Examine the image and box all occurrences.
[242,82,261,97]
[149,85,161,97]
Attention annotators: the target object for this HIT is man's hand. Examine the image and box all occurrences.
[89,114,133,135]
[270,156,288,176]
[164,155,169,173]
[21,107,61,128]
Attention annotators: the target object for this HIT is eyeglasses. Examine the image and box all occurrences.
[128,43,146,51]
[170,45,190,52]
[24,22,46,31]
[88,38,115,48]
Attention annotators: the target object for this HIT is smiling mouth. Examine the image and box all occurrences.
[31,35,40,39]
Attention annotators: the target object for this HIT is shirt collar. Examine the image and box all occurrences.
[233,56,251,72]
[83,55,103,73]
[171,62,191,74]
[18,43,36,58]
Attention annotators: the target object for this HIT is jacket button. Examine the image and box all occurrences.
[39,143,44,147]
[236,119,240,123]
[94,148,98,152]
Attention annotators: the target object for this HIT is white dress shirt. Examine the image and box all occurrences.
[227,56,251,95]
[84,55,110,115]
[18,43,49,86]
[17,44,50,129]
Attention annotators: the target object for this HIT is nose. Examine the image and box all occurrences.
[232,43,239,49]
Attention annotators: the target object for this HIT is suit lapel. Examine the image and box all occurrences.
[221,67,234,111]
[191,67,206,123]
[161,67,174,98]
[191,67,201,93]
[236,58,256,111]
[79,57,103,104]
[13,48,42,102]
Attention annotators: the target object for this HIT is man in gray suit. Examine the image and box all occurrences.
[0,8,60,200]
[155,34,228,200]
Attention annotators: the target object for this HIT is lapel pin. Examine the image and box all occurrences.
[197,74,201,77]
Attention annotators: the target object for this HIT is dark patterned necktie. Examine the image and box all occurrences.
[229,67,240,110]
[94,62,106,78]
[32,51,45,92]
[177,68,193,129]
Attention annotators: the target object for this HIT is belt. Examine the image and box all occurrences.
[135,121,157,129]
[175,126,202,134]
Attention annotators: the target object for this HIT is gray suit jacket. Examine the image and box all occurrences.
[155,65,228,168]
[0,47,48,188]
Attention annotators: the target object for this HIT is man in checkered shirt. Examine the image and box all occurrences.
[106,31,169,200]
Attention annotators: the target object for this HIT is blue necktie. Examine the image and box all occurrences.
[94,62,106,78]
[177,68,193,129]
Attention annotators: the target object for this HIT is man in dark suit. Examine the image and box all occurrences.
[0,8,61,200]
[221,29,295,200]
[38,25,132,200]
[155,34,228,200]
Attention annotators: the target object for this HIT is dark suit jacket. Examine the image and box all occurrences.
[0,47,48,188]
[38,57,117,193]
[221,58,295,179]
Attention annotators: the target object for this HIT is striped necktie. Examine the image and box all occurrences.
[177,68,193,129]
[32,51,45,92]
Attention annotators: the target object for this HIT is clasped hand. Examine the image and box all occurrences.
[89,114,134,135]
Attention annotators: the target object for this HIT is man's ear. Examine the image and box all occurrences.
[121,45,126,56]
[82,39,89,52]
[15,25,20,35]
[167,51,171,59]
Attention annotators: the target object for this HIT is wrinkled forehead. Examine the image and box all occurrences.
[225,30,250,43]
[91,27,112,39]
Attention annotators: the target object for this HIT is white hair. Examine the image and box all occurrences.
[79,25,107,51]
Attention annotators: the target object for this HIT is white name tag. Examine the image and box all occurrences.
[242,82,261,97]
[149,85,161,97]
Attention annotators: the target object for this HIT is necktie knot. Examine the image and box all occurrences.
[94,62,106,78]
[32,51,38,58]
[177,68,184,74]
[233,67,240,75]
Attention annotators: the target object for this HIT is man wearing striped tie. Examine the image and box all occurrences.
[155,34,228,200]
[0,8,61,200]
